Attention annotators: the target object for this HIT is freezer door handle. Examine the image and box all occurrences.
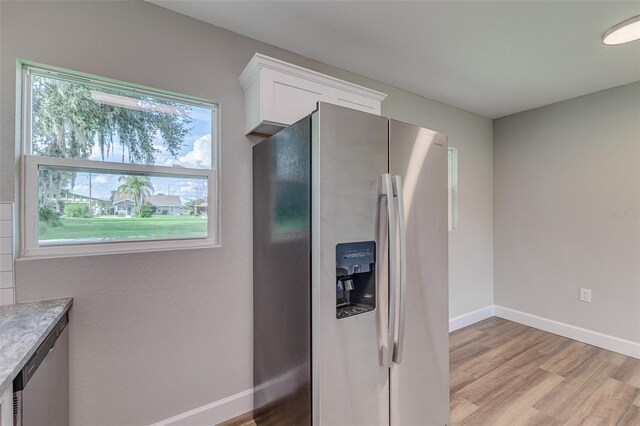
[392,175,407,364]
[379,174,397,368]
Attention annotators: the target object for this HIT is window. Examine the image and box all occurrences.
[448,147,458,231]
[21,63,220,257]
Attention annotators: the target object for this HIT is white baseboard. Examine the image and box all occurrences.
[494,305,640,359]
[151,363,308,425]
[449,305,495,332]
[150,388,253,426]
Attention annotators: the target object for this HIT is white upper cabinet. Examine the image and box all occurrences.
[238,54,387,136]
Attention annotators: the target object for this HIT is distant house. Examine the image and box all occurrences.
[57,190,109,215]
[112,193,136,216]
[192,202,208,216]
[149,194,182,215]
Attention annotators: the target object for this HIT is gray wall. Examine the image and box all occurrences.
[494,82,640,342]
[1,1,494,424]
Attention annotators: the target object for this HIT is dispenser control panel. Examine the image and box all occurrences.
[336,241,376,319]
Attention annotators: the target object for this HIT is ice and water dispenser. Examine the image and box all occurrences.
[336,241,376,319]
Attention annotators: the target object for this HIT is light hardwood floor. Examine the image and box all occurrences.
[218,412,256,426]
[450,317,640,425]
[222,317,640,425]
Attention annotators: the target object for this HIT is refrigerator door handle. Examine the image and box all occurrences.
[379,174,397,368]
[392,175,407,364]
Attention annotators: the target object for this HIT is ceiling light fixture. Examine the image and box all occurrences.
[602,15,640,45]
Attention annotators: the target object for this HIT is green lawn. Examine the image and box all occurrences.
[40,215,207,242]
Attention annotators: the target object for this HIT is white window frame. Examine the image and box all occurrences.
[20,62,221,258]
[448,147,458,231]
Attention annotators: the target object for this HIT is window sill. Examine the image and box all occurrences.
[18,238,220,261]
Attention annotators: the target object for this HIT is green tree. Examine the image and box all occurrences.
[65,203,91,218]
[184,198,206,215]
[39,202,62,227]
[117,176,154,216]
[32,74,192,202]
[139,203,154,218]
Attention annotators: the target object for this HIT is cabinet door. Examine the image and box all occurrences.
[329,88,381,115]
[262,68,330,127]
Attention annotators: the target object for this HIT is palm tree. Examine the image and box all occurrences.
[117,176,154,216]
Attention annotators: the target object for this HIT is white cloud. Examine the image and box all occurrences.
[89,137,129,163]
[169,180,207,201]
[153,131,167,153]
[177,134,211,169]
[87,131,212,170]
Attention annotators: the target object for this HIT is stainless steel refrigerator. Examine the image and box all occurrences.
[253,102,449,425]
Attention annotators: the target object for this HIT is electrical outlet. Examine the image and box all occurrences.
[579,288,592,303]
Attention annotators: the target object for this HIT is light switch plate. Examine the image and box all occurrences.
[579,288,592,303]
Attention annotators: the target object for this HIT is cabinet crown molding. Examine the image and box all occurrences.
[238,53,387,102]
[239,53,387,136]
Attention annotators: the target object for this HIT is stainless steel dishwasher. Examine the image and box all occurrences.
[13,312,69,426]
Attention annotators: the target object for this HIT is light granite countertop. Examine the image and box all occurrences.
[0,298,73,395]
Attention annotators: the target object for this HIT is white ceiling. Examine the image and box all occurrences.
[150,1,640,118]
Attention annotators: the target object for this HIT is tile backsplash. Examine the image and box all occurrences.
[0,203,14,305]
